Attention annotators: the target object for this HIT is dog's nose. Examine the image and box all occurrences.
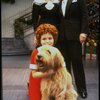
[37,55,42,59]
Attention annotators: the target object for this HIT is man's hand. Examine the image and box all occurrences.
[79,33,87,43]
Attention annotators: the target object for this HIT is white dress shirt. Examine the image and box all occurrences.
[61,0,68,16]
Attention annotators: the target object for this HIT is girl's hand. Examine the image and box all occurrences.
[45,69,55,76]
[41,69,55,78]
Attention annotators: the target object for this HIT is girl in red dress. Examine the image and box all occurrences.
[28,23,58,100]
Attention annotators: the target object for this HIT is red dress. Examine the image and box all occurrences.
[28,49,41,100]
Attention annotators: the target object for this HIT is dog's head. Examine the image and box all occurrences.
[35,45,65,72]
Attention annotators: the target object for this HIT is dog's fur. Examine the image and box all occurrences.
[35,45,78,100]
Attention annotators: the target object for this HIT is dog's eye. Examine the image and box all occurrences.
[46,50,51,54]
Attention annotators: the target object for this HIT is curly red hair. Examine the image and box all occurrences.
[34,23,58,46]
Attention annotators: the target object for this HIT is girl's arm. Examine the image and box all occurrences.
[32,70,55,78]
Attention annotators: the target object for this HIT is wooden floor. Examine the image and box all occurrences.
[2,55,99,100]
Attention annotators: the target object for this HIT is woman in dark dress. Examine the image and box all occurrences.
[32,0,61,31]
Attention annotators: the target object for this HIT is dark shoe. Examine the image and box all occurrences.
[78,90,87,99]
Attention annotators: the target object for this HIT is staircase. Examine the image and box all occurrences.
[2,4,33,56]
[2,38,31,56]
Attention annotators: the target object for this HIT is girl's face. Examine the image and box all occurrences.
[40,33,54,46]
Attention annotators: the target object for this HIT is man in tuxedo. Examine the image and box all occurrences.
[58,0,88,99]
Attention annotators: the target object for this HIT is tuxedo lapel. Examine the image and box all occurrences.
[65,0,72,17]
[59,0,63,17]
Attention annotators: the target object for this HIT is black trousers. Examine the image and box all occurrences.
[56,40,87,93]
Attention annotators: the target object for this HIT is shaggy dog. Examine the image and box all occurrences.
[35,45,78,100]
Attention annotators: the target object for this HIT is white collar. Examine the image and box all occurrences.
[33,0,60,5]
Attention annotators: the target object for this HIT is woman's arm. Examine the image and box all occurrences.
[32,3,40,30]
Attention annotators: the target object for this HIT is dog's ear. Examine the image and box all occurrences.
[53,49,65,71]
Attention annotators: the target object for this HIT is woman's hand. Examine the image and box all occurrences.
[33,35,38,47]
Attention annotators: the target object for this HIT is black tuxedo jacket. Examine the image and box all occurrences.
[59,0,89,41]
